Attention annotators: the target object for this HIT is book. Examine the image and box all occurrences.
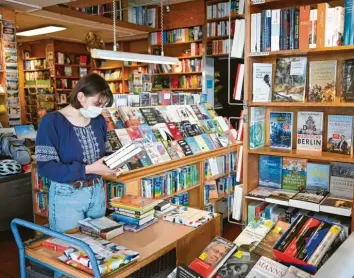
[155,123,176,141]
[122,217,158,232]
[78,218,123,240]
[309,9,318,48]
[252,63,272,102]
[250,107,266,149]
[110,194,160,213]
[177,140,193,156]
[246,187,276,201]
[126,127,143,142]
[201,134,216,150]
[308,60,337,103]
[330,162,354,199]
[166,122,184,140]
[185,137,202,154]
[341,58,354,102]
[265,189,298,206]
[289,191,328,211]
[168,264,203,278]
[194,135,210,152]
[270,111,293,149]
[138,124,157,143]
[296,111,323,151]
[140,107,165,126]
[216,250,260,278]
[306,163,330,191]
[163,140,183,160]
[327,115,353,155]
[259,155,282,189]
[153,141,171,162]
[320,196,352,216]
[252,220,290,260]
[234,218,274,251]
[299,6,311,51]
[111,212,154,226]
[115,129,132,145]
[144,142,164,164]
[14,125,36,140]
[284,266,313,278]
[273,57,307,102]
[189,236,237,278]
[118,107,146,127]
[282,157,307,191]
[245,256,288,278]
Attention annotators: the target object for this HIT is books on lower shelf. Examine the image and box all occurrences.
[78,217,123,240]
[43,232,139,275]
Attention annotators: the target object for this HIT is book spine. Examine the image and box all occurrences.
[290,7,295,50]
[283,218,321,257]
[277,215,309,252]
[280,10,284,50]
[251,14,256,52]
[325,8,335,46]
[294,9,300,49]
[256,13,262,52]
[343,0,353,45]
[317,3,327,48]
[261,11,266,52]
[307,225,342,266]
[266,10,272,51]
[271,9,281,51]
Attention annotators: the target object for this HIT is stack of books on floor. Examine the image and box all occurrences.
[77,216,123,240]
[110,195,159,232]
[163,206,216,228]
[42,232,139,275]
[169,213,347,278]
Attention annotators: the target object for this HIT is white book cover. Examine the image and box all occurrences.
[232,185,243,221]
[252,63,272,102]
[238,0,245,14]
[144,142,164,164]
[297,111,323,151]
[234,64,245,100]
[251,14,257,53]
[309,10,318,48]
[325,7,335,46]
[284,265,313,278]
[256,13,262,52]
[115,129,132,145]
[153,142,171,162]
[246,256,288,278]
[334,6,344,46]
[166,106,181,122]
[271,9,281,51]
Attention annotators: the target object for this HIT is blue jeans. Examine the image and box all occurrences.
[48,180,106,233]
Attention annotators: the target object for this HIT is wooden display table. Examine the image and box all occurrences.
[25,216,221,277]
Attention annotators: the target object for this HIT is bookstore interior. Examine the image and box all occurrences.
[2,0,354,277]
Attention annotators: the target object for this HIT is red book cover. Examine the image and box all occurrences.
[159,91,172,105]
[80,55,87,65]
[189,236,237,278]
[42,238,73,254]
[126,127,143,142]
[166,122,183,140]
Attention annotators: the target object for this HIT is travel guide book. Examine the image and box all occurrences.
[259,155,282,189]
[282,157,307,191]
[297,111,323,151]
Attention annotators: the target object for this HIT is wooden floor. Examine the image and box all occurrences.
[0,219,241,278]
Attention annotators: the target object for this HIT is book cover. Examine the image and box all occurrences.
[234,218,274,251]
[118,107,146,127]
[122,217,158,233]
[282,157,307,191]
[320,196,352,216]
[126,127,143,142]
[138,124,158,143]
[341,58,354,102]
[140,107,165,126]
[299,6,311,51]
[330,162,354,199]
[156,107,174,122]
[190,104,206,120]
[162,140,183,160]
[115,129,132,145]
[297,111,323,151]
[252,221,290,260]
[166,122,184,140]
[290,190,328,206]
[153,142,171,162]
[14,124,36,140]
[107,130,122,152]
[252,63,272,102]
[308,60,337,103]
[136,147,153,167]
[285,266,313,278]
[199,120,216,134]
[245,256,288,278]
[189,236,237,278]
[201,134,216,150]
[273,57,307,102]
[270,111,293,149]
[143,142,164,164]
[175,122,189,138]
[177,139,193,156]
[265,189,298,206]
[216,251,260,278]
[259,155,282,189]
[170,140,186,158]
[327,115,353,155]
[246,187,276,200]
[194,135,210,152]
[110,194,160,211]
[306,163,330,191]
[199,103,217,119]
[156,123,176,141]
[250,107,266,149]
[185,137,202,154]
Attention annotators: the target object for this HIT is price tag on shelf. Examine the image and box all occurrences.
[251,0,265,5]
[234,250,244,259]
[199,252,208,261]
[249,52,270,57]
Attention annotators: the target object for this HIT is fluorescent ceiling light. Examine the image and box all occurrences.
[91,49,179,65]
[17,26,66,36]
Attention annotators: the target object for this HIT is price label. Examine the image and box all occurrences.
[273,226,282,234]
[249,52,270,57]
[234,250,244,259]
[199,252,208,261]
[264,220,273,228]
[252,0,265,5]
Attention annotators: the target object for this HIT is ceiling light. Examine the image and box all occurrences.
[17,26,66,36]
[91,49,179,65]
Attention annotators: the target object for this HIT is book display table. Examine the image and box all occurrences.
[12,215,221,277]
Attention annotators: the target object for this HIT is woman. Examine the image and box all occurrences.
[36,73,118,233]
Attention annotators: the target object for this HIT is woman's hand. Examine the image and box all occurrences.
[86,157,120,176]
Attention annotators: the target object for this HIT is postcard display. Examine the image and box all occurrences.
[2,20,20,126]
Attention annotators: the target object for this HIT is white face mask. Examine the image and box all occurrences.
[79,106,103,118]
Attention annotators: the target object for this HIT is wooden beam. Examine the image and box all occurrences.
[63,0,113,9]
[43,5,158,33]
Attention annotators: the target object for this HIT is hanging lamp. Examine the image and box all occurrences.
[90,0,178,65]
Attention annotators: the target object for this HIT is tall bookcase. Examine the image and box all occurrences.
[243,0,354,230]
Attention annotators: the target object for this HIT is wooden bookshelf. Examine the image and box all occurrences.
[152,88,203,91]
[206,15,245,22]
[243,0,354,230]
[150,40,203,47]
[151,72,203,76]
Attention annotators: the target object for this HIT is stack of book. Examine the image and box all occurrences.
[78,216,123,240]
[154,200,176,217]
[110,195,160,232]
[43,232,139,275]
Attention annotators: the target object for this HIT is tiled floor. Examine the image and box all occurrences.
[0,220,241,278]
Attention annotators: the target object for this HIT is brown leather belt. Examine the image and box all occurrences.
[70,178,101,189]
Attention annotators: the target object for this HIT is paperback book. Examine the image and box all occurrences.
[330,162,354,199]
[296,111,323,151]
[320,196,352,216]
[282,157,307,191]
[306,163,330,191]
[341,58,354,102]
[327,115,353,155]
[308,60,337,103]
[245,256,288,278]
[250,107,266,149]
[252,63,272,102]
[265,189,298,206]
[259,155,282,189]
[273,57,307,102]
[245,187,276,201]
[289,191,328,212]
[270,111,293,149]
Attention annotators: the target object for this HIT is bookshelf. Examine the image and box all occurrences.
[243,0,354,230]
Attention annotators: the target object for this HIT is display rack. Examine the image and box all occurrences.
[243,0,354,230]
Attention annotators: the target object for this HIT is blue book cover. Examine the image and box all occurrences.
[266,9,272,51]
[185,137,202,154]
[15,125,36,141]
[270,111,293,149]
[153,176,163,198]
[138,124,157,143]
[205,120,217,133]
[344,0,353,45]
[306,163,330,191]
[259,155,282,188]
[201,134,215,150]
[111,213,151,226]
